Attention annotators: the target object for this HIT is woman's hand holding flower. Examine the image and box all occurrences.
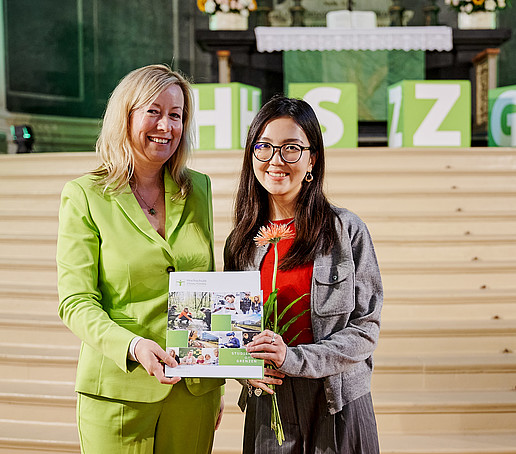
[246,329,287,369]
[248,367,285,395]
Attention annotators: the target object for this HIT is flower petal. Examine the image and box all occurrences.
[254,223,295,247]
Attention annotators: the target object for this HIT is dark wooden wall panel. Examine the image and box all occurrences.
[4,0,174,118]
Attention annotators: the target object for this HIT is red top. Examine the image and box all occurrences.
[260,219,314,346]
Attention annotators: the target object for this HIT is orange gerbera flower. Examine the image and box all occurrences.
[253,221,299,446]
[254,223,295,247]
[472,0,485,5]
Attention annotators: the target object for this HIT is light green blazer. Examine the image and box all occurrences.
[57,168,224,402]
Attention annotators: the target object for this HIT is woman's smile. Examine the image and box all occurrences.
[148,136,171,144]
[266,170,289,179]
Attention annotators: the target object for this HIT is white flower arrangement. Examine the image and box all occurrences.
[198,0,257,17]
[445,0,509,13]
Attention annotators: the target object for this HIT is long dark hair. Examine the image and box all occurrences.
[225,96,339,271]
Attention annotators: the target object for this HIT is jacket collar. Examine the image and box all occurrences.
[250,243,271,271]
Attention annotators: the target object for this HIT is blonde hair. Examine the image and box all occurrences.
[92,64,194,197]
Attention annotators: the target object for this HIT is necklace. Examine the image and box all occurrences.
[132,184,162,216]
[269,218,294,227]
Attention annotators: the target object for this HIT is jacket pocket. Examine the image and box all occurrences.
[111,317,138,327]
[312,261,355,317]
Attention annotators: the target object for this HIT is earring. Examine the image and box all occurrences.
[305,171,313,182]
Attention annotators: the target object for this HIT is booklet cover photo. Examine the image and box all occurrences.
[165,271,263,379]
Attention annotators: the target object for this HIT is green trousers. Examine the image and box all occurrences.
[77,379,221,453]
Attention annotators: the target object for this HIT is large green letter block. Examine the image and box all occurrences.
[288,83,358,148]
[192,83,261,150]
[488,85,516,147]
[388,80,471,148]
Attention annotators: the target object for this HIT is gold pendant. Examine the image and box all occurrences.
[254,388,263,397]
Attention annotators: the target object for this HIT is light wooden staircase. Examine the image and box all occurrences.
[0,148,515,453]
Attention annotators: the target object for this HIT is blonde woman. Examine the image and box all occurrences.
[57,64,224,453]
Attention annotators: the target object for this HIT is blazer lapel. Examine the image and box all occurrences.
[114,168,185,253]
[163,168,186,244]
[115,187,165,246]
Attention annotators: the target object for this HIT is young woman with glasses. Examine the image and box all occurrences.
[224,96,383,453]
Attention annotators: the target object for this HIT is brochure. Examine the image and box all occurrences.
[165,271,263,379]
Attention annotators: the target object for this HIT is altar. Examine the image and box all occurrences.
[254,26,453,121]
[195,25,511,139]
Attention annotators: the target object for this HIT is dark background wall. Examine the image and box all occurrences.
[2,0,515,120]
[2,0,211,118]
[497,2,516,87]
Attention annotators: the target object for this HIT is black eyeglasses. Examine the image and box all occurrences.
[252,142,311,164]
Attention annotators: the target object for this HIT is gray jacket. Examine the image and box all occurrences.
[227,207,383,415]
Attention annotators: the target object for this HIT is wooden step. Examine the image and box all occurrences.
[0,419,78,454]
[363,212,516,237]
[0,211,58,235]
[374,390,516,434]
[373,353,516,392]
[207,431,516,454]
[379,433,516,454]
[0,194,61,212]
[382,289,516,321]
[0,297,59,315]
[0,283,58,315]
[377,319,516,355]
[325,172,516,192]
[0,258,57,286]
[0,176,71,194]
[0,152,97,175]
[373,235,516,262]
[0,234,57,259]
[380,261,516,291]
[0,379,75,423]
[0,281,56,300]
[0,312,79,345]
[0,344,78,381]
[213,194,516,215]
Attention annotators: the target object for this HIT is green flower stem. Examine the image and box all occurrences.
[269,241,284,444]
[272,242,279,332]
[270,386,285,445]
